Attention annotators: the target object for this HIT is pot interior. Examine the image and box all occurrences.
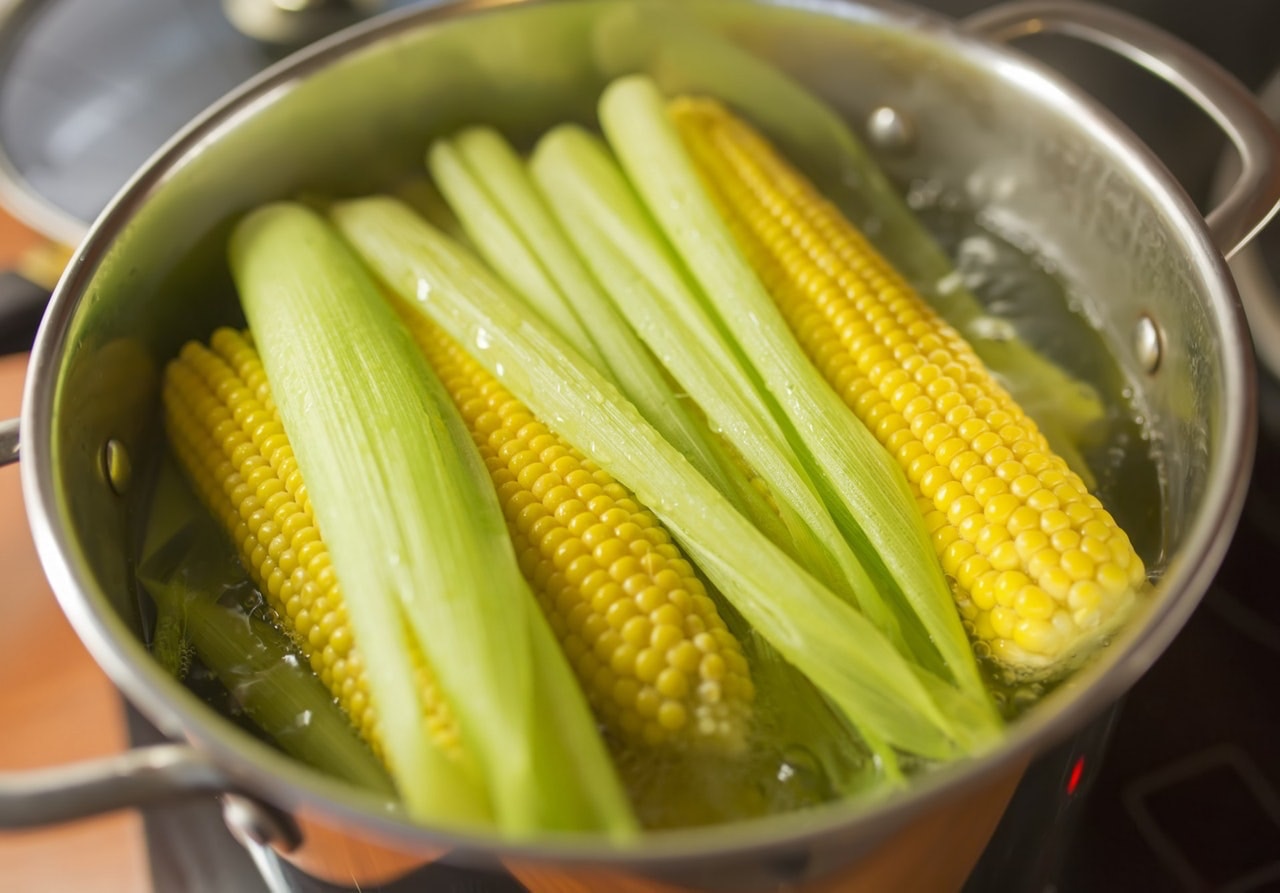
[29,0,1252,859]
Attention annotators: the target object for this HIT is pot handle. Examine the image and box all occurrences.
[0,740,301,850]
[0,267,57,463]
[0,742,231,828]
[962,0,1280,260]
[0,415,16,466]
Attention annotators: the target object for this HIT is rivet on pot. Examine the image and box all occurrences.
[1133,314,1163,374]
[866,106,917,154]
[102,439,132,495]
[222,793,302,853]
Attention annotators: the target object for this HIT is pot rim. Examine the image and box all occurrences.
[18,0,1259,868]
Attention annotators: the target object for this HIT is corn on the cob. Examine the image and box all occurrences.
[671,97,1145,672]
[595,79,998,727]
[138,457,396,794]
[333,195,980,761]
[162,329,464,762]
[395,303,754,753]
[226,203,635,835]
[429,129,792,565]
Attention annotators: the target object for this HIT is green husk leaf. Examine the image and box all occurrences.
[228,202,634,837]
[146,579,397,795]
[598,76,993,718]
[331,195,968,761]
[427,134,607,370]
[428,126,789,569]
[529,125,899,645]
[150,600,192,682]
[138,458,393,794]
[432,126,914,786]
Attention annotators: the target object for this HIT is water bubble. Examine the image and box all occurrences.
[780,745,820,778]
[764,745,830,808]
[936,271,964,295]
[906,179,944,210]
[1010,687,1040,714]
[958,235,999,267]
[968,315,1017,342]
[474,329,492,350]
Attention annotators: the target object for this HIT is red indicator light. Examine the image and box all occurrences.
[1066,755,1086,795]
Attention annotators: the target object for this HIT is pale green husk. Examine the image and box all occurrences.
[597,76,992,713]
[430,126,908,786]
[529,126,897,642]
[139,458,394,794]
[427,128,783,546]
[228,203,634,837]
[331,196,976,760]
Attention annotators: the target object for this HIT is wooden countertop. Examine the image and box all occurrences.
[0,209,149,888]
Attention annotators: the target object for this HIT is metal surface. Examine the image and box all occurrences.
[963,0,1280,260]
[222,0,386,47]
[3,0,1274,889]
[223,793,303,852]
[1132,315,1162,375]
[0,0,85,243]
[102,438,132,495]
[0,0,422,243]
[1221,69,1280,379]
[0,742,231,829]
[0,415,16,465]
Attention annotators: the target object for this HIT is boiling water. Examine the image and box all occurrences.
[907,186,1164,717]
[136,196,1163,830]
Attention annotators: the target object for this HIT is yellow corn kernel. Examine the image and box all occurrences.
[673,97,1145,673]
[163,329,463,762]
[398,306,754,752]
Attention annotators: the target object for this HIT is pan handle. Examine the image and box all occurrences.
[0,742,229,828]
[962,0,1280,260]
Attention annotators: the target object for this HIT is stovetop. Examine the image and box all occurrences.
[1060,383,1280,891]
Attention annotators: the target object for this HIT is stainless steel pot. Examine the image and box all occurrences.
[2,1,1277,890]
